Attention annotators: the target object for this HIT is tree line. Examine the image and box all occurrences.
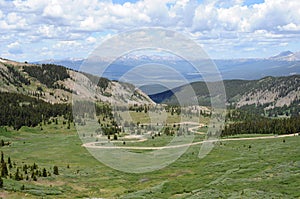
[0,92,71,130]
[23,64,70,88]
[222,111,300,136]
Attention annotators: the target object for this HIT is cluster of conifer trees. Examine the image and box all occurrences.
[23,64,70,88]
[0,92,71,130]
[222,109,300,136]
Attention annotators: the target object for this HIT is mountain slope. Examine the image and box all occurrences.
[0,57,154,105]
[150,75,300,111]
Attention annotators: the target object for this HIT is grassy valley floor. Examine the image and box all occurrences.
[0,123,299,198]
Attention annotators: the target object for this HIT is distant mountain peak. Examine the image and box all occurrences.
[270,50,300,61]
[278,51,294,56]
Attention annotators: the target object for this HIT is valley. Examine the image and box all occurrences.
[0,58,300,198]
[2,0,300,198]
[0,118,299,198]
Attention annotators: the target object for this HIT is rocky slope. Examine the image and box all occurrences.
[150,75,300,111]
[0,57,154,105]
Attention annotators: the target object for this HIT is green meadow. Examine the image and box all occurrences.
[0,121,299,199]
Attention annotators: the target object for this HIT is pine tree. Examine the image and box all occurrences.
[42,168,47,177]
[1,162,8,177]
[53,166,59,175]
[0,177,3,188]
[0,151,4,163]
[14,168,20,181]
[33,163,37,170]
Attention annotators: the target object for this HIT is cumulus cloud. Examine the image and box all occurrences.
[8,41,23,54]
[53,40,80,49]
[278,23,300,32]
[0,0,300,60]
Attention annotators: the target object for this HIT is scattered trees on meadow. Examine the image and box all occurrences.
[0,151,59,188]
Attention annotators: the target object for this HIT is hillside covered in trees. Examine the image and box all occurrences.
[149,75,300,116]
[23,64,70,88]
[222,109,300,137]
[0,92,71,130]
[0,58,154,105]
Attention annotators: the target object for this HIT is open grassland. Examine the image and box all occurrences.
[120,111,210,125]
[0,123,299,198]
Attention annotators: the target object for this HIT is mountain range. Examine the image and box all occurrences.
[34,51,300,86]
[2,53,300,115]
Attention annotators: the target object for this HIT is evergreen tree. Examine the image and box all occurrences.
[14,168,20,181]
[42,168,47,177]
[1,162,8,177]
[0,177,3,188]
[33,163,38,170]
[0,151,4,163]
[53,166,59,175]
[113,134,118,140]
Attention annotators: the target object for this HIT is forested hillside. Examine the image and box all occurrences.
[0,92,71,130]
[150,75,300,116]
[222,109,300,136]
[23,64,70,88]
[0,58,154,105]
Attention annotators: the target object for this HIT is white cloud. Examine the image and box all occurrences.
[13,0,48,13]
[278,23,300,32]
[42,2,64,18]
[0,0,300,60]
[54,40,80,49]
[8,41,23,54]
[36,25,67,39]
[80,16,98,30]
[279,42,288,47]
[86,36,97,44]
[8,41,20,49]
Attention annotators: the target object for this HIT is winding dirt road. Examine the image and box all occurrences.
[82,130,299,150]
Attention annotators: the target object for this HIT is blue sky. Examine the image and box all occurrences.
[0,0,300,61]
[113,0,265,6]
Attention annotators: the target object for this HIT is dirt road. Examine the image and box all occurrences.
[83,132,298,150]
